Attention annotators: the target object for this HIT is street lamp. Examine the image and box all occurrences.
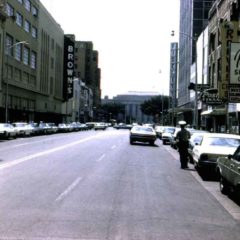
[5,41,29,122]
[171,31,199,129]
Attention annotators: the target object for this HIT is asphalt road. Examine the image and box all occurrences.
[0,128,240,240]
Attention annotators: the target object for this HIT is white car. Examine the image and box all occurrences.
[161,126,176,145]
[0,123,18,139]
[192,133,240,172]
[12,122,33,137]
[94,122,107,130]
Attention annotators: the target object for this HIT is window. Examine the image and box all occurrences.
[23,71,29,83]
[50,57,54,69]
[6,3,14,17]
[32,26,37,39]
[24,20,30,33]
[24,0,31,12]
[16,12,23,27]
[51,39,54,50]
[31,5,38,17]
[15,43,22,61]
[5,35,13,56]
[14,68,21,81]
[23,46,30,65]
[30,51,36,69]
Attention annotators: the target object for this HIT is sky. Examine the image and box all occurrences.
[40,0,180,98]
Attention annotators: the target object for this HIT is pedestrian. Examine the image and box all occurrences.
[176,120,191,169]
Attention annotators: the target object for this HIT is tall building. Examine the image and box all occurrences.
[74,41,101,109]
[0,0,65,123]
[178,0,214,124]
[207,0,240,133]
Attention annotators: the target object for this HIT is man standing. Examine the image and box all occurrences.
[176,121,191,169]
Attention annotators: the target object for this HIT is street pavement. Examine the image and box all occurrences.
[0,128,240,240]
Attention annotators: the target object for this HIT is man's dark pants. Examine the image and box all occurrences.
[178,141,189,168]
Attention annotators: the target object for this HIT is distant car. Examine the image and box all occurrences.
[161,126,176,145]
[0,123,18,139]
[130,125,157,145]
[192,133,240,173]
[114,123,132,130]
[216,145,240,196]
[155,125,165,139]
[94,122,107,130]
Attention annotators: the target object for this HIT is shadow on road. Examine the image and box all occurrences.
[130,142,159,147]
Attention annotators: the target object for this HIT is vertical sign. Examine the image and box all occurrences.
[230,42,240,84]
[63,35,75,100]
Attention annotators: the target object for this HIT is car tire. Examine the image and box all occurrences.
[149,141,155,146]
[130,140,134,145]
[162,140,166,145]
[220,176,229,195]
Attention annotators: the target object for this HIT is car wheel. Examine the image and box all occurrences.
[162,140,166,145]
[149,141,155,146]
[130,140,134,145]
[220,176,229,195]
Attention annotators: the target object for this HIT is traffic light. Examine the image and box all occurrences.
[188,82,196,90]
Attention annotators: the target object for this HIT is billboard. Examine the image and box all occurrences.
[63,35,75,101]
[230,42,240,84]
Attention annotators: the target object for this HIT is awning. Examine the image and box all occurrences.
[201,108,226,116]
[201,110,212,115]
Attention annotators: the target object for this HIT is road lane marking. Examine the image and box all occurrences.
[55,177,83,202]
[96,154,106,162]
[0,135,101,170]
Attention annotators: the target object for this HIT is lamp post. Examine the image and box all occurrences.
[5,41,28,122]
[171,31,198,129]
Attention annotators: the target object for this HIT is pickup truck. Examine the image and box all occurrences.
[216,145,240,197]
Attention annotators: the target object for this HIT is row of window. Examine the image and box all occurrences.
[16,0,38,16]
[6,64,37,87]
[6,94,36,111]
[6,2,38,39]
[6,34,37,69]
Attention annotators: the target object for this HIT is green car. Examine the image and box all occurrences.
[216,145,240,196]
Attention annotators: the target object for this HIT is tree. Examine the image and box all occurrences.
[100,102,125,121]
[140,95,171,123]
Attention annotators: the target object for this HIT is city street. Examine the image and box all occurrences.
[0,128,240,240]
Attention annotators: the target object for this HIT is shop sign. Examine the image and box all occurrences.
[229,87,240,103]
[63,36,75,100]
[201,92,224,105]
[230,42,240,84]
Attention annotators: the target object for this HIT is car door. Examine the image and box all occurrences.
[228,147,240,186]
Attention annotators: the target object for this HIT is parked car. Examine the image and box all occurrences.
[161,126,176,145]
[28,122,44,135]
[12,122,33,137]
[187,132,208,164]
[47,122,58,134]
[192,133,240,173]
[130,125,157,145]
[94,122,107,130]
[58,123,71,132]
[216,145,240,197]
[0,123,18,139]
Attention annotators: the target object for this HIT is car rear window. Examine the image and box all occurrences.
[204,137,240,147]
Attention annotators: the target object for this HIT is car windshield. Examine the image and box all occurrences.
[204,137,240,147]
[163,127,175,134]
